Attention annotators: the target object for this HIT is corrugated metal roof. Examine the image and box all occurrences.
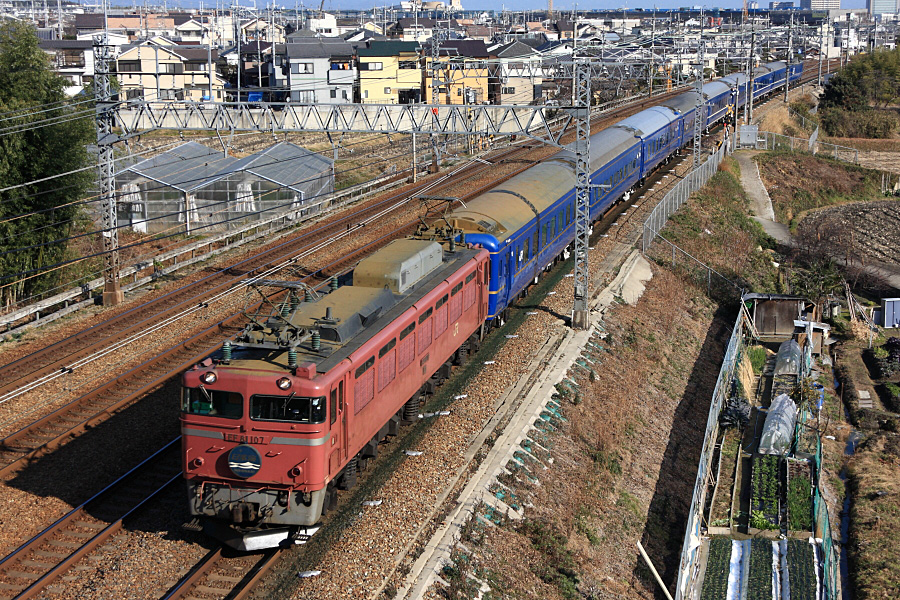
[119,142,333,194]
[224,143,332,190]
[120,142,237,193]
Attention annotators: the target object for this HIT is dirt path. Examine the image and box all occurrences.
[734,151,791,243]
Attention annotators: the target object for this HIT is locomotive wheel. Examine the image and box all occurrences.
[339,456,358,490]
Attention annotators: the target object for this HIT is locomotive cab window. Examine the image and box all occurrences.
[250,394,325,423]
[183,388,243,418]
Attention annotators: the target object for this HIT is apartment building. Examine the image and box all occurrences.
[115,39,225,102]
[357,40,422,103]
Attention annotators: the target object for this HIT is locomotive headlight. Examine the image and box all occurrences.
[276,377,292,390]
[200,371,217,384]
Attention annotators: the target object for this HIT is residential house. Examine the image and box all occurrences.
[241,18,285,43]
[357,40,422,104]
[238,41,274,91]
[115,39,225,102]
[423,40,491,105]
[75,13,177,39]
[39,39,95,87]
[488,40,544,105]
[392,18,461,42]
[308,13,338,36]
[281,38,356,103]
[173,18,210,43]
[464,24,495,42]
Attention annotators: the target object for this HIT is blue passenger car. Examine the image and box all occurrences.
[422,61,803,324]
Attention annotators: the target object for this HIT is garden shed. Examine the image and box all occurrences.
[115,141,333,234]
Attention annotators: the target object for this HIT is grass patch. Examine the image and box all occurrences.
[519,519,580,599]
[652,156,779,294]
[747,345,768,375]
[755,153,884,229]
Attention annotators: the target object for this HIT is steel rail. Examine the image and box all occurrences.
[0,438,181,600]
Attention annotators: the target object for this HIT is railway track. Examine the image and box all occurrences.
[0,83,695,399]
[0,439,181,600]
[0,144,525,405]
[0,155,550,478]
[160,547,281,600]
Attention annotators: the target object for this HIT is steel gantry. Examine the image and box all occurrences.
[571,57,592,330]
[93,35,124,305]
[95,58,595,329]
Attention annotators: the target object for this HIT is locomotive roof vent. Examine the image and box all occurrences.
[353,239,443,295]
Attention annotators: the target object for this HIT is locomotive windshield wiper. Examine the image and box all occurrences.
[281,392,296,419]
[198,384,213,403]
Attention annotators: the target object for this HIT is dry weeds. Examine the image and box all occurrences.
[455,268,730,599]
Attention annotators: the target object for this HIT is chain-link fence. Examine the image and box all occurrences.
[815,436,841,599]
[641,141,743,301]
[674,307,752,600]
[735,129,859,164]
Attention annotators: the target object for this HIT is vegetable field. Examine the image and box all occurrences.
[787,539,818,600]
[700,538,732,600]
[751,455,781,530]
[747,539,774,600]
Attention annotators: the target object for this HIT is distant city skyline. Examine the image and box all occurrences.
[138,0,868,11]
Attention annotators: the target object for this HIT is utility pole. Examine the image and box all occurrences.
[93,34,123,306]
[430,25,444,172]
[693,8,704,168]
[817,19,823,87]
[784,12,792,103]
[571,57,591,330]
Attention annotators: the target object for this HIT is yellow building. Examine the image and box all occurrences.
[423,40,491,105]
[115,39,226,102]
[356,40,422,104]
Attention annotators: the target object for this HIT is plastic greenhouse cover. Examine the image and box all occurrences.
[759,394,798,455]
[773,339,802,377]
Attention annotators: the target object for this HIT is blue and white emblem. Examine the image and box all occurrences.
[228,444,262,479]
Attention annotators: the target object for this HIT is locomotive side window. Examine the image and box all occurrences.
[400,321,415,339]
[532,232,538,256]
[330,388,337,425]
[418,307,433,324]
[250,394,325,423]
[183,388,243,418]
[465,271,475,284]
[379,338,396,357]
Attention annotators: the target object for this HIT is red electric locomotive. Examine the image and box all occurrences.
[181,238,489,549]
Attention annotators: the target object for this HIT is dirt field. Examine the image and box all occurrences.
[796,200,900,268]
[440,267,730,599]
[755,153,884,228]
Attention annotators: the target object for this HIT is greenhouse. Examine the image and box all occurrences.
[115,142,333,234]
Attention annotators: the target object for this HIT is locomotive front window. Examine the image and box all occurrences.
[250,394,326,424]
[183,387,243,418]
